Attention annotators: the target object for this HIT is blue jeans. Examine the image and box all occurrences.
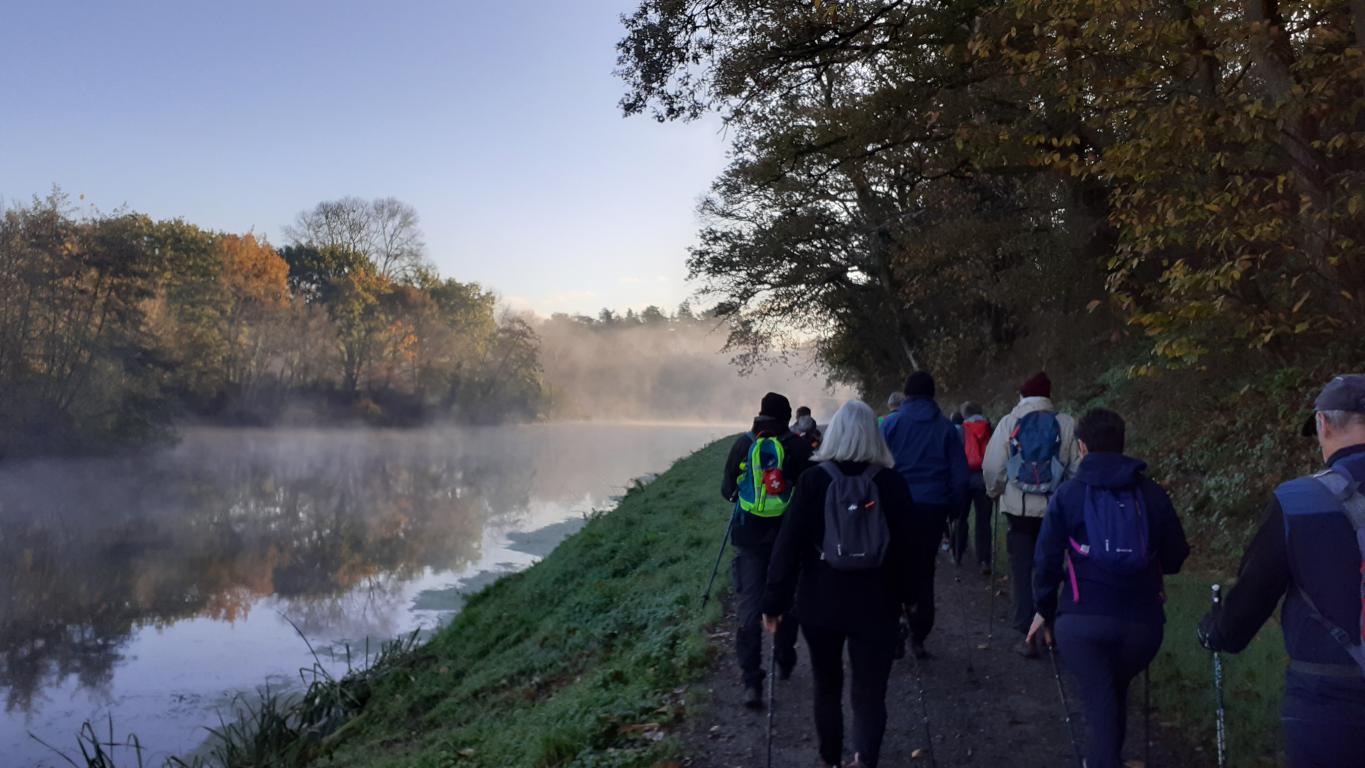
[1055,614,1162,768]
[1283,669,1365,767]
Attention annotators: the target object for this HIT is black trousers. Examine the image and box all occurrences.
[951,474,993,566]
[970,473,993,566]
[1005,513,1044,635]
[733,542,799,687]
[803,621,899,768]
[908,503,950,644]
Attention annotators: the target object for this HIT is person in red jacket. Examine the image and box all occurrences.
[953,401,994,573]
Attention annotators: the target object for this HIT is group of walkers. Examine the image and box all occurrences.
[715,372,1365,768]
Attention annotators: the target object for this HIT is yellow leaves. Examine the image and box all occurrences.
[1291,291,1311,315]
[217,234,289,308]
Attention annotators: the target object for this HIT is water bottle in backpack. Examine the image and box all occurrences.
[817,463,889,570]
[1007,410,1065,494]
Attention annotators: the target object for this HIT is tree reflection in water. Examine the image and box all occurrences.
[0,428,520,713]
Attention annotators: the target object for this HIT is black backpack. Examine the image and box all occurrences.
[818,462,889,570]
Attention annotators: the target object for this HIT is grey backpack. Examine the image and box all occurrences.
[818,462,889,570]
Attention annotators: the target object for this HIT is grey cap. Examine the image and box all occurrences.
[1302,374,1365,436]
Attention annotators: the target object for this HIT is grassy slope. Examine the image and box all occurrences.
[311,438,734,768]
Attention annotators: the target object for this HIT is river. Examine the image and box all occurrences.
[0,423,728,766]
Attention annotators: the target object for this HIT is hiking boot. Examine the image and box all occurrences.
[842,755,867,768]
[1015,637,1039,659]
[743,683,764,709]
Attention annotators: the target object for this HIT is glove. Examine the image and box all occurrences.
[1196,612,1220,651]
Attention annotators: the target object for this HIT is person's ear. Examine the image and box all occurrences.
[1077,439,1090,458]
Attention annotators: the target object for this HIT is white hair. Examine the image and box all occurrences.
[814,400,895,468]
[886,391,906,410]
[1320,410,1365,431]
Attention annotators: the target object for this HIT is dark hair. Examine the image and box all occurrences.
[904,370,936,399]
[796,406,812,418]
[1076,408,1126,454]
[961,401,983,418]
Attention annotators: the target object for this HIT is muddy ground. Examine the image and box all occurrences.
[678,549,1169,767]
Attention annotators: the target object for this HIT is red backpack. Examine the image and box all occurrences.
[962,419,991,472]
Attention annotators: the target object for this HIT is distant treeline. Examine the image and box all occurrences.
[0,192,541,457]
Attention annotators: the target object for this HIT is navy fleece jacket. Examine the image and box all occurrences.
[1033,452,1190,625]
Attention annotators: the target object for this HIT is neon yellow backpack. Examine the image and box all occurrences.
[735,434,793,518]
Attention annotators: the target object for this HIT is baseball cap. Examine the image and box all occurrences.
[1301,374,1365,436]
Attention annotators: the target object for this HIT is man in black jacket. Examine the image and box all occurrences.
[1198,374,1365,767]
[721,391,813,708]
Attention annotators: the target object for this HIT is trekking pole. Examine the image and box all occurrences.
[1144,667,1152,768]
[954,572,977,683]
[700,516,734,609]
[1211,584,1227,768]
[1046,641,1084,767]
[910,646,938,767]
[766,631,776,768]
[986,498,998,647]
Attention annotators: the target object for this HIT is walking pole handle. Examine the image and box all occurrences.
[1210,583,1227,768]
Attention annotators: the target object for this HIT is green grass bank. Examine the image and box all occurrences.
[304,438,735,768]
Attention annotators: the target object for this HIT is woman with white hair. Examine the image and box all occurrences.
[762,400,921,768]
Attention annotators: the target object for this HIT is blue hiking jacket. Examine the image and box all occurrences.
[1033,452,1189,625]
[881,397,968,509]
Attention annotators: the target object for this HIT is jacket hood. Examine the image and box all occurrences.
[1010,396,1056,419]
[792,415,817,434]
[751,416,790,437]
[898,397,943,422]
[1075,452,1147,489]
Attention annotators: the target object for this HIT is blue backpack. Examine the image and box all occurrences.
[1072,486,1150,573]
[1007,411,1064,494]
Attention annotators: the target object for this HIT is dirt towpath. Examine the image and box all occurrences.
[679,548,1169,767]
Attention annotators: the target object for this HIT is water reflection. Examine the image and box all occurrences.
[0,423,725,765]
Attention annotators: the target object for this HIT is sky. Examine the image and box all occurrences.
[0,1,729,316]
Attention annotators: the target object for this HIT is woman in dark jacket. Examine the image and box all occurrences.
[763,399,920,768]
[1027,408,1191,768]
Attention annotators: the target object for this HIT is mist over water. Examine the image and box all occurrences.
[537,318,852,424]
[0,424,729,766]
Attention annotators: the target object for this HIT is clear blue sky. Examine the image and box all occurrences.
[0,1,727,316]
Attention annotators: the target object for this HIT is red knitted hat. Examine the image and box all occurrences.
[1019,372,1052,399]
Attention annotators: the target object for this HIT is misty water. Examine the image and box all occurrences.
[0,423,728,766]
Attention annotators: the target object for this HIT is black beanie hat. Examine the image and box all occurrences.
[904,371,936,399]
[760,392,792,424]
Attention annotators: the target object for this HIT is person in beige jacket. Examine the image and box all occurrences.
[982,372,1081,657]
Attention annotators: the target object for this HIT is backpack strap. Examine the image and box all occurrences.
[1293,468,1365,676]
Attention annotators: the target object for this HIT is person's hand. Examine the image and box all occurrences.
[1196,612,1219,651]
[762,614,782,635]
[1025,612,1053,647]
